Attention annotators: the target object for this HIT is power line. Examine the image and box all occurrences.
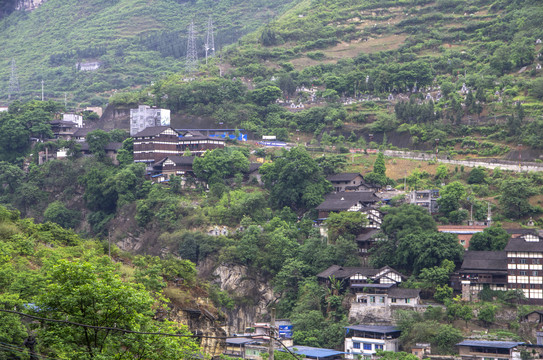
[186,20,198,74]
[0,341,55,360]
[205,15,215,65]
[0,308,303,360]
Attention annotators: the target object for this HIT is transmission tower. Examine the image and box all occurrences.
[185,21,198,74]
[205,16,215,64]
[8,58,20,100]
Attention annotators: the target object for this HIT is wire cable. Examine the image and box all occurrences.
[0,308,303,360]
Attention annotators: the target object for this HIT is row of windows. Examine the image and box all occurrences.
[509,252,543,258]
[510,259,541,264]
[510,270,540,276]
[352,343,384,351]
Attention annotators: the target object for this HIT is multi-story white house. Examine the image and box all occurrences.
[344,325,401,359]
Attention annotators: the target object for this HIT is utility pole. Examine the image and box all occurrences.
[268,307,276,360]
[64,92,67,108]
[186,20,198,74]
[8,58,20,101]
[204,15,215,65]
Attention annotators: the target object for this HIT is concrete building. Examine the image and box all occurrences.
[438,225,488,249]
[344,325,401,359]
[456,340,523,360]
[130,105,170,136]
[62,113,83,128]
[408,189,440,213]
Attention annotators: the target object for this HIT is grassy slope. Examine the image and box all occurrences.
[0,0,297,105]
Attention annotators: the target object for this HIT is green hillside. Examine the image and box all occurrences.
[108,0,542,153]
[0,0,297,106]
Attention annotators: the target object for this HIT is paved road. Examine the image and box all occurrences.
[383,150,543,172]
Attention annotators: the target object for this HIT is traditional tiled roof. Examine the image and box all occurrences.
[355,229,381,242]
[73,127,94,137]
[461,251,507,271]
[316,192,380,211]
[316,265,404,281]
[80,142,122,151]
[505,236,543,252]
[316,266,379,280]
[165,156,195,166]
[327,173,362,182]
[132,126,174,137]
[388,287,420,298]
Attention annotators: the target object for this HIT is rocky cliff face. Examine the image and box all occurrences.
[212,264,276,335]
[171,307,227,357]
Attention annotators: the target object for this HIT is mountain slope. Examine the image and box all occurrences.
[0,0,297,105]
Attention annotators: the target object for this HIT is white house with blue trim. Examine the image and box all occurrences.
[344,325,401,359]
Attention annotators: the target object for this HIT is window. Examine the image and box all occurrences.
[375,345,383,350]
[533,271,539,276]
[391,298,396,303]
[406,298,410,303]
[534,259,541,264]
[353,343,361,349]
[520,259,527,264]
[370,296,375,303]
[520,271,527,276]
[363,344,372,351]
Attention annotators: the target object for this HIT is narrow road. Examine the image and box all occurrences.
[383,150,543,172]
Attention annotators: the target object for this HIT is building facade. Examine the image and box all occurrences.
[506,234,543,302]
[456,340,522,360]
[130,105,170,136]
[133,126,180,164]
[344,325,401,359]
[408,190,440,213]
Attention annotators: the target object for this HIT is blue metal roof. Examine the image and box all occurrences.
[283,346,345,358]
[226,337,257,345]
[456,340,523,349]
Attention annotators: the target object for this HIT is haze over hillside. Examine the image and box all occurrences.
[0,0,297,105]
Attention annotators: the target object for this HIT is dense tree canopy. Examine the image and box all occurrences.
[469,225,510,251]
[260,147,332,211]
[193,148,250,185]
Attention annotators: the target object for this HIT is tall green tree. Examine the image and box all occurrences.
[36,258,200,359]
[86,129,111,160]
[469,225,510,251]
[499,177,537,219]
[260,147,332,212]
[438,181,466,217]
[193,148,250,185]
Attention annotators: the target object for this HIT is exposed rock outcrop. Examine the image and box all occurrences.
[213,264,276,335]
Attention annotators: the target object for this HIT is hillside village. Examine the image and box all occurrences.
[1,0,543,358]
[0,97,539,360]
